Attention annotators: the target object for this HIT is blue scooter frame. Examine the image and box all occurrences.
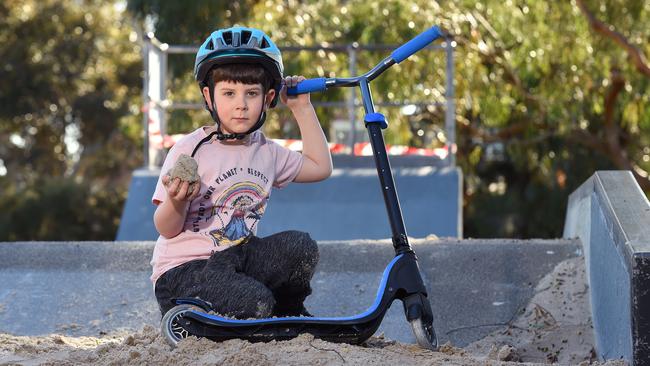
[162,25,445,350]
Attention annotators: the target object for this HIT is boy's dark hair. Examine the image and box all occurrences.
[209,64,273,93]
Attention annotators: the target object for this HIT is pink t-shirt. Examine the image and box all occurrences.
[150,127,303,284]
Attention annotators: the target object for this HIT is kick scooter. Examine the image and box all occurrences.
[161,25,445,350]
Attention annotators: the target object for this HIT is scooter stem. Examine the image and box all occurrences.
[358,79,413,256]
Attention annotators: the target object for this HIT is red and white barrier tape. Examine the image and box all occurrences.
[149,130,448,159]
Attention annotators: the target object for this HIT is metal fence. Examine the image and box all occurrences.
[141,33,456,169]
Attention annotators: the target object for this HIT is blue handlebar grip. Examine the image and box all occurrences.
[391,26,443,63]
[286,78,327,96]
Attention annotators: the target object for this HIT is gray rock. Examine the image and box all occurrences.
[165,154,199,195]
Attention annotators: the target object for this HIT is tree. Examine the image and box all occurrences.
[448,0,650,236]
[574,0,650,190]
[5,0,647,240]
[126,0,258,44]
[243,0,650,237]
[0,0,142,240]
[120,0,650,238]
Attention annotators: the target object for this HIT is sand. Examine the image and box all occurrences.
[466,257,601,364]
[0,329,513,365]
[0,258,627,366]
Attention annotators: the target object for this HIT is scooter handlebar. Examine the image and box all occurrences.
[286,77,327,96]
[286,26,443,95]
[390,26,443,64]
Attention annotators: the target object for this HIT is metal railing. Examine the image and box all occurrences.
[142,33,456,169]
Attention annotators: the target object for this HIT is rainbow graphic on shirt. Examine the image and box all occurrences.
[208,181,268,247]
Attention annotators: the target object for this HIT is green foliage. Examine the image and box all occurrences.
[127,0,257,44]
[127,0,259,77]
[0,177,123,241]
[0,0,142,240]
[247,0,650,238]
[450,0,650,237]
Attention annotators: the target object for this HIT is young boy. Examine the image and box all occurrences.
[151,27,332,319]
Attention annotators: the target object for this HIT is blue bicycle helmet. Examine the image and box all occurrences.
[194,27,284,140]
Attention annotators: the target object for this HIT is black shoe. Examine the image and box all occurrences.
[298,306,313,317]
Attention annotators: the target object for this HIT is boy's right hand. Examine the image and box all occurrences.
[162,175,201,203]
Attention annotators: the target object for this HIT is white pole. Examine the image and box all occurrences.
[147,35,165,168]
[444,40,456,167]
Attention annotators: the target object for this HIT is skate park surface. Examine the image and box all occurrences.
[0,238,578,347]
[0,171,648,365]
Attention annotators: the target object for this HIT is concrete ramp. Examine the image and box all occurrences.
[5,169,646,364]
[116,155,462,241]
[0,238,579,347]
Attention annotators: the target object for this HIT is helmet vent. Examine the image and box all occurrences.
[260,37,270,49]
[241,30,252,45]
[223,31,233,46]
[232,32,241,47]
[206,39,214,50]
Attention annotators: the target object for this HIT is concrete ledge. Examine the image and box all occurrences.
[0,241,153,271]
[564,171,650,365]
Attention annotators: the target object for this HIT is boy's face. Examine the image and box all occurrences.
[202,81,276,135]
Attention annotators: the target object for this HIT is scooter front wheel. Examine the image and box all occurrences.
[161,304,201,347]
[409,317,438,350]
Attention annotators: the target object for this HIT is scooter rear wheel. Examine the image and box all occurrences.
[161,304,201,347]
[409,317,437,350]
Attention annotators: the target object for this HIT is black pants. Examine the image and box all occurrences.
[154,230,319,319]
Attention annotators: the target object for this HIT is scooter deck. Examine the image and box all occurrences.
[170,253,426,344]
[181,311,389,344]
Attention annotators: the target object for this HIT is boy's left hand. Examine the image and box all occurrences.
[280,75,311,110]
